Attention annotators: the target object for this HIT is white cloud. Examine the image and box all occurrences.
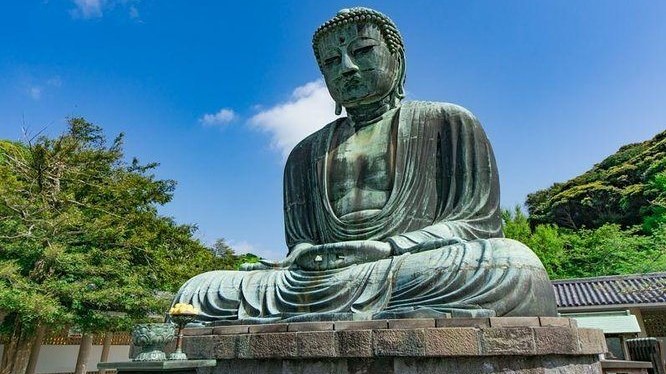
[25,76,62,100]
[199,108,237,126]
[249,79,341,158]
[28,87,42,100]
[69,0,141,20]
[70,0,105,19]
[128,5,139,19]
[47,76,62,87]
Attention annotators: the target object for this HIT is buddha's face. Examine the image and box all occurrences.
[317,22,399,108]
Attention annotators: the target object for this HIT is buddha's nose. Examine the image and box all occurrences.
[340,53,359,76]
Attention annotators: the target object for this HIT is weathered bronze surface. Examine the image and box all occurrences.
[173,7,558,322]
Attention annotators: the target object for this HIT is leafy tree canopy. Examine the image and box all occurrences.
[503,207,666,279]
[0,118,238,335]
[526,130,666,231]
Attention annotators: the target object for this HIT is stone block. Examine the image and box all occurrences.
[182,327,213,336]
[334,320,388,331]
[489,317,540,327]
[388,318,435,329]
[577,328,607,354]
[424,327,480,356]
[337,330,373,357]
[213,359,283,374]
[248,323,288,334]
[287,321,334,332]
[347,358,394,374]
[213,334,238,359]
[212,325,249,335]
[235,334,250,359]
[480,327,536,355]
[534,327,580,355]
[182,335,214,359]
[373,329,426,356]
[539,317,571,327]
[297,331,338,358]
[282,359,349,374]
[436,317,490,328]
[237,332,298,359]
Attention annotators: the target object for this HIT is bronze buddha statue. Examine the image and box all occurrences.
[173,7,558,322]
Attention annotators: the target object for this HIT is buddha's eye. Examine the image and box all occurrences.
[352,45,374,57]
[324,56,341,66]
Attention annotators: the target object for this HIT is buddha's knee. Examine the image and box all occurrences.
[176,270,245,300]
[485,237,547,268]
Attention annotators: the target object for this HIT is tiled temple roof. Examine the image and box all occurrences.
[552,272,666,309]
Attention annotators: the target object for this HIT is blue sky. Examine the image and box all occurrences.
[1,1,665,260]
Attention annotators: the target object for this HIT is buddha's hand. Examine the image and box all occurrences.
[239,243,314,271]
[294,240,391,271]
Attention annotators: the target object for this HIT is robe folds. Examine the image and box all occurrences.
[173,101,558,321]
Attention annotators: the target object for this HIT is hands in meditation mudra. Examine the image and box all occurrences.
[173,7,558,322]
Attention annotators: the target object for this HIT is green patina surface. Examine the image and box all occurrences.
[172,7,558,322]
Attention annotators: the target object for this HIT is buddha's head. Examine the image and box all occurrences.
[313,8,406,113]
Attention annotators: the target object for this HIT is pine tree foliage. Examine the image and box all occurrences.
[0,119,237,337]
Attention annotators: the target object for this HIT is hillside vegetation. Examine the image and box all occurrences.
[505,129,666,280]
[526,130,666,231]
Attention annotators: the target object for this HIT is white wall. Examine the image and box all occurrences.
[0,344,130,373]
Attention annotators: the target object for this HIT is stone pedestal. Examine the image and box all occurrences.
[97,359,216,374]
[179,317,607,374]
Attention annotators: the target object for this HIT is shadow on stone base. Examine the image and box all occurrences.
[207,356,600,374]
[171,317,607,374]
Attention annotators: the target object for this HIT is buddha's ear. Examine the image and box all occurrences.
[335,102,342,116]
[391,50,406,106]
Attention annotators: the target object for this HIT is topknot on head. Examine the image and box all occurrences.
[312,7,404,67]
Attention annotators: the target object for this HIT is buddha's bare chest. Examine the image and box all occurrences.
[328,117,395,218]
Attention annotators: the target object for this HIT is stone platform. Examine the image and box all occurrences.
[175,317,607,374]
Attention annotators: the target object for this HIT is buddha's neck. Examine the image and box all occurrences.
[345,97,399,129]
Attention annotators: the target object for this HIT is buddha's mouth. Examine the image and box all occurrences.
[342,78,362,90]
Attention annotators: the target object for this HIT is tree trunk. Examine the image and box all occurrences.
[0,320,34,374]
[73,334,93,374]
[97,333,112,374]
[0,336,18,374]
[25,325,46,374]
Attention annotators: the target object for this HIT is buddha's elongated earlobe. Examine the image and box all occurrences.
[335,102,342,115]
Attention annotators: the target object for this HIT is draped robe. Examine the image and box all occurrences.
[173,101,558,322]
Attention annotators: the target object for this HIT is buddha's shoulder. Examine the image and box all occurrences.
[287,118,344,162]
[403,101,479,122]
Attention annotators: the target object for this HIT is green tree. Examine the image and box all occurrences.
[643,172,666,232]
[501,206,531,244]
[557,224,663,278]
[503,207,565,279]
[0,119,224,373]
[503,208,666,280]
[208,238,261,270]
[211,238,234,259]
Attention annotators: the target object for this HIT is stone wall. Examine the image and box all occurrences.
[181,317,607,374]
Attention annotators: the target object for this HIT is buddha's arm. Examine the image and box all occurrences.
[290,236,465,270]
[240,242,315,270]
[240,241,391,271]
[293,240,391,270]
[385,103,503,256]
[387,224,467,255]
